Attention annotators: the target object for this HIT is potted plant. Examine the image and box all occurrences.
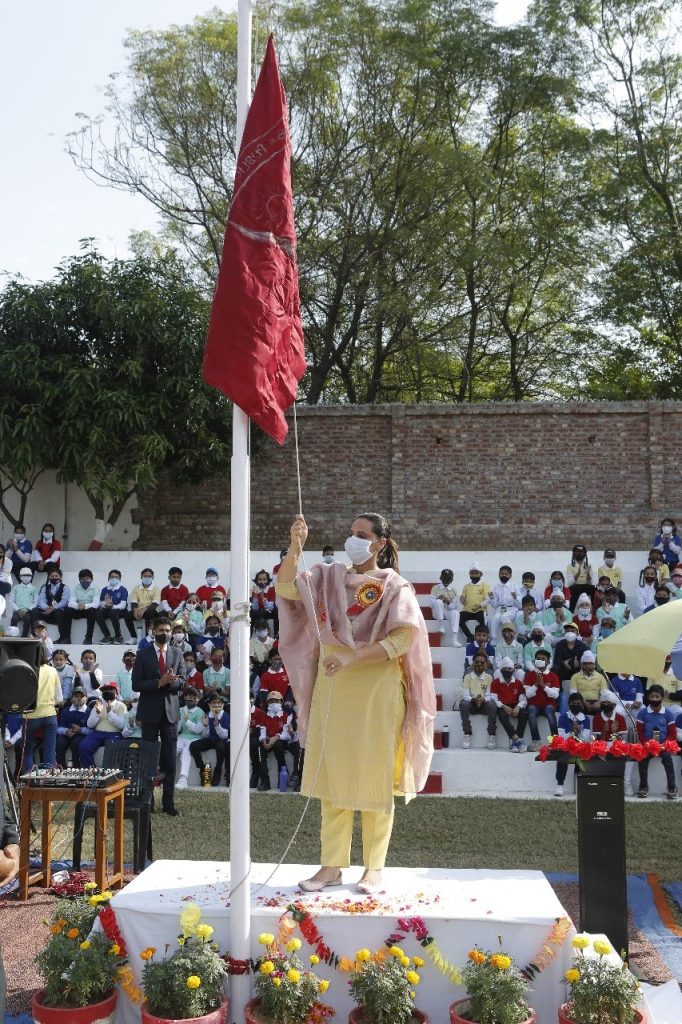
[449,945,536,1024]
[139,904,228,1024]
[559,935,643,1024]
[246,932,334,1024]
[32,885,127,1024]
[347,945,428,1024]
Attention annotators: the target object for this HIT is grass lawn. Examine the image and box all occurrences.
[41,792,681,881]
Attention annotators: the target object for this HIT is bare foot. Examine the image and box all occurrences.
[357,869,383,893]
[298,866,342,892]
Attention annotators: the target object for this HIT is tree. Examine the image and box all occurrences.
[0,248,231,547]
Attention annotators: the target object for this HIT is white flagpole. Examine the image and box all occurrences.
[230,1,254,1021]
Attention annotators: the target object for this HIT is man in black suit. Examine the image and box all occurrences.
[132,614,185,815]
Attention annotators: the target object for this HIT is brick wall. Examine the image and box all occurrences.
[134,401,682,550]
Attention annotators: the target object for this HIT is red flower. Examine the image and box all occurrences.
[576,741,594,759]
[564,737,582,756]
[591,740,609,757]
[610,739,628,757]
[628,744,647,762]
[645,739,662,757]
[663,739,680,755]
[538,746,550,762]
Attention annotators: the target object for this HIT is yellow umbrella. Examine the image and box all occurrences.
[597,601,682,678]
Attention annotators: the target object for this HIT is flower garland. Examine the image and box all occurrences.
[519,916,572,981]
[387,916,463,986]
[539,735,679,762]
[99,905,143,1005]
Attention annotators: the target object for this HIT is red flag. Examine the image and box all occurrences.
[203,35,306,444]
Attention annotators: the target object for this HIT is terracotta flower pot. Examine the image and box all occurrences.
[348,1007,429,1023]
[449,997,536,1024]
[141,996,228,1024]
[32,988,117,1024]
[558,1004,644,1024]
[245,997,335,1024]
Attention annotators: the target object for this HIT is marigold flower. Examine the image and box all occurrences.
[140,947,156,961]
[66,928,79,939]
[84,882,97,891]
[49,924,62,935]
[412,956,425,967]
[258,932,275,947]
[260,960,275,975]
[310,954,320,965]
[272,976,282,987]
[88,895,102,906]
[409,991,416,1000]
[286,937,302,952]
[109,944,121,955]
[79,941,91,950]
[100,891,114,901]
[406,970,420,985]
[318,979,330,994]
[572,935,590,950]
[467,949,486,964]
[399,955,410,967]
[186,975,201,989]
[593,939,612,956]
[179,904,202,936]
[355,948,371,961]
[389,945,403,957]
[565,968,581,983]
[195,924,214,941]
[287,968,301,983]
[490,954,512,970]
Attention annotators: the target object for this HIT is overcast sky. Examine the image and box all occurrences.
[1,0,530,283]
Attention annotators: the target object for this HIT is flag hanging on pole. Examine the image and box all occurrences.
[203,34,306,445]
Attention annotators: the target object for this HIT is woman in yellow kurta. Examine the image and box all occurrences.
[276,512,435,894]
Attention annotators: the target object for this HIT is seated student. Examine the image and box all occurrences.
[257,649,289,708]
[78,682,127,766]
[195,614,226,667]
[636,567,658,614]
[591,689,628,740]
[196,567,228,611]
[591,575,615,613]
[129,568,161,632]
[514,595,540,646]
[667,564,682,597]
[76,649,103,697]
[524,625,551,671]
[464,623,495,670]
[653,517,682,569]
[64,568,98,643]
[5,524,33,580]
[122,696,142,739]
[170,620,192,655]
[523,648,560,750]
[495,621,524,672]
[643,584,672,614]
[459,563,489,642]
[543,571,572,609]
[592,615,617,659]
[95,570,136,645]
[31,619,54,661]
[250,625,275,680]
[636,685,678,799]
[202,648,230,698]
[554,692,591,796]
[573,593,598,644]
[10,567,37,636]
[116,650,136,705]
[175,687,206,789]
[0,547,12,600]
[482,565,518,641]
[203,593,230,634]
[566,544,595,609]
[459,652,497,749]
[491,658,528,752]
[182,593,205,643]
[251,570,277,633]
[159,566,189,617]
[598,548,623,593]
[284,705,303,789]
[190,693,229,787]
[250,690,289,790]
[55,685,90,767]
[31,523,62,575]
[648,548,670,583]
[4,711,24,780]
[429,569,461,645]
[610,671,644,718]
[570,651,607,714]
[518,572,544,614]
[51,649,76,705]
[183,650,205,693]
[32,567,70,635]
[595,587,631,630]
[541,592,573,648]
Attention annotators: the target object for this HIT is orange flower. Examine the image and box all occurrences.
[66,928,79,940]
[467,949,486,965]
[139,947,156,961]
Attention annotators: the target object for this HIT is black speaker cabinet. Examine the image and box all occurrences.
[0,637,41,713]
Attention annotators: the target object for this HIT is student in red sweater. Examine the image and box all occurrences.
[196,567,228,610]
[182,651,204,693]
[256,650,290,709]
[591,689,627,740]
[523,648,560,750]
[491,657,528,752]
[250,690,290,790]
[159,566,189,616]
[32,523,62,574]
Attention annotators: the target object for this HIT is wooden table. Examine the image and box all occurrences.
[18,777,128,899]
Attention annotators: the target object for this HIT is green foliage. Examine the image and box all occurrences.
[253,937,332,1024]
[460,945,531,1024]
[348,950,419,1024]
[564,939,640,1024]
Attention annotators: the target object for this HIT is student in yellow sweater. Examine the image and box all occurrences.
[459,562,489,642]
[23,648,62,771]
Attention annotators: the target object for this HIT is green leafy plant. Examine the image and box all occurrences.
[139,903,227,1019]
[460,943,532,1024]
[253,932,334,1024]
[563,935,640,1024]
[348,945,422,1024]
[35,886,127,1008]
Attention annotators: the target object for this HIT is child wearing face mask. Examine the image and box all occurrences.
[51,649,76,705]
[79,683,127,767]
[31,522,61,575]
[77,649,104,697]
[572,594,598,643]
[195,614,226,668]
[554,693,590,796]
[10,567,37,636]
[596,587,631,630]
[96,571,136,644]
[257,650,290,709]
[459,563,489,642]
[654,518,682,569]
[566,545,595,610]
[518,573,544,613]
[250,626,274,677]
[542,593,573,647]
[55,685,90,767]
[170,621,192,653]
[191,694,230,787]
[175,686,206,789]
[636,684,678,798]
[116,650,137,704]
[647,548,670,583]
[569,651,606,714]
[250,690,289,790]
[65,568,98,644]
[196,568,228,609]
[429,569,461,645]
[5,523,32,579]
[553,625,587,688]
[491,658,528,752]
[203,648,230,698]
[182,593,205,640]
[636,567,658,614]
[495,622,524,672]
[592,615,617,658]
[251,571,276,634]
[543,571,571,608]
[183,651,204,693]
[523,649,560,750]
[130,568,161,631]
[514,595,541,646]
[321,546,335,564]
[482,566,518,642]
[159,566,189,617]
[597,548,623,591]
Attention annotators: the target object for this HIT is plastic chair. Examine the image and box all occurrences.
[72,738,160,875]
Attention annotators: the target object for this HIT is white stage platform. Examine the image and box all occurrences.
[109,861,575,1024]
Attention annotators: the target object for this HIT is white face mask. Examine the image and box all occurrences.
[604,558,615,567]
[186,602,196,610]
[345,535,373,565]
[267,703,283,717]
[534,659,547,670]
[206,575,218,585]
[42,532,53,541]
[323,555,334,563]
[141,577,153,587]
[662,525,673,535]
[256,630,268,639]
[108,578,120,589]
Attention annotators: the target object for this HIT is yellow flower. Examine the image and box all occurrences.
[490,954,512,970]
[287,968,301,983]
[272,977,282,987]
[100,891,113,901]
[406,970,420,985]
[186,976,201,989]
[258,932,275,946]
[412,956,425,967]
[140,947,156,961]
[389,946,403,957]
[88,895,101,906]
[66,928,79,940]
[355,948,372,961]
[409,991,416,1000]
[593,940,612,956]
[319,979,330,994]
[195,924,214,941]
[565,968,581,983]
[79,941,91,950]
[109,944,121,955]
[84,882,97,891]
[572,935,590,950]
[310,954,320,965]
[260,961,275,976]
[399,956,410,967]
[467,949,486,965]
[286,938,302,952]
[178,937,186,947]
[179,903,202,936]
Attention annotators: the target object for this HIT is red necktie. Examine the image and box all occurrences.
[158,648,166,674]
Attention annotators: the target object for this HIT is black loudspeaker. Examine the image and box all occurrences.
[577,770,628,957]
[0,637,41,713]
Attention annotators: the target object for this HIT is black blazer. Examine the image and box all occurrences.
[132,644,185,725]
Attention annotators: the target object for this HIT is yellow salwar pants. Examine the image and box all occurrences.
[320,799,395,870]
